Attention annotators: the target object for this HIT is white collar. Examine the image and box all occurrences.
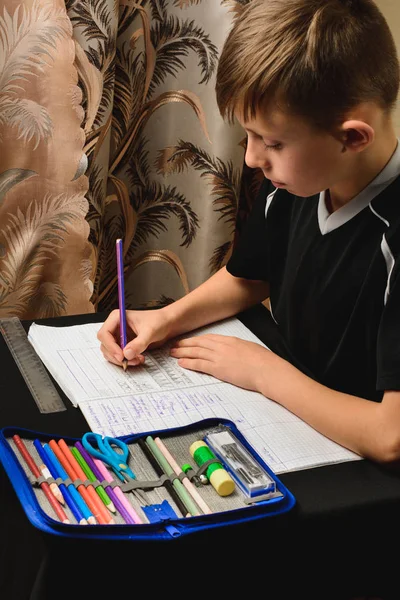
[318,139,400,234]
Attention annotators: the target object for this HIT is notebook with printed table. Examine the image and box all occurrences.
[0,419,296,540]
[26,317,361,474]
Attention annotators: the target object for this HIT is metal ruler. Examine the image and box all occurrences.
[0,317,67,413]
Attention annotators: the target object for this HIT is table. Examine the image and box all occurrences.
[1,307,400,600]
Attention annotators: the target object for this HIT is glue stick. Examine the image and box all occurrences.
[189,440,235,496]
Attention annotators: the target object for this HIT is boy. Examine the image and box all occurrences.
[98,0,400,465]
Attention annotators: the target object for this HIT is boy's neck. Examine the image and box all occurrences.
[327,130,398,213]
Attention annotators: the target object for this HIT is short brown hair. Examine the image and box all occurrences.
[216,0,400,129]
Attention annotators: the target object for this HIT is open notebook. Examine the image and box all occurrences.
[28,317,361,475]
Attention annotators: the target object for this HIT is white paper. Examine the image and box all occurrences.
[28,317,361,474]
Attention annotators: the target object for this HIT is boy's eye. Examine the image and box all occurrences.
[263,142,282,150]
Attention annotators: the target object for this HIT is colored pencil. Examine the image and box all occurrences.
[39,463,64,504]
[48,439,104,524]
[116,238,128,372]
[145,436,200,516]
[33,440,65,504]
[154,436,212,514]
[138,438,191,518]
[92,455,144,524]
[71,446,116,513]
[34,439,88,525]
[43,443,94,525]
[13,435,70,524]
[74,441,133,524]
[32,439,64,505]
[56,439,115,525]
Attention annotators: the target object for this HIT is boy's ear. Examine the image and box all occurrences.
[339,120,375,152]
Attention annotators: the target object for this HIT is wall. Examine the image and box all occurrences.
[377,0,400,133]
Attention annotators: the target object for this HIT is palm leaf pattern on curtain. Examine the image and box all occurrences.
[71,0,250,311]
[0,2,69,146]
[69,0,117,130]
[156,140,241,272]
[0,0,91,318]
[0,192,88,316]
[0,0,260,318]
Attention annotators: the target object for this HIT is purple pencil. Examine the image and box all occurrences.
[74,441,135,525]
[116,238,128,372]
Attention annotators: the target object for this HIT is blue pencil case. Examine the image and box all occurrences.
[0,418,296,541]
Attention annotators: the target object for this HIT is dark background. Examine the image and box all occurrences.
[1,306,400,599]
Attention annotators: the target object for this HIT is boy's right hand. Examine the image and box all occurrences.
[97,308,172,368]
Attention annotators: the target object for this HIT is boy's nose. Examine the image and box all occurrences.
[245,140,270,171]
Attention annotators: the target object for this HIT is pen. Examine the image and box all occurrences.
[116,238,128,372]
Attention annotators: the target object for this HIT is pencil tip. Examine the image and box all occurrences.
[122,359,128,372]
[107,501,117,513]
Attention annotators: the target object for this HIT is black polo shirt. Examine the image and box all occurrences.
[227,143,400,401]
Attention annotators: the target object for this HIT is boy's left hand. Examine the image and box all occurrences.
[170,333,286,395]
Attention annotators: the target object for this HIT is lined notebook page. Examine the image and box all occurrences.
[28,318,361,474]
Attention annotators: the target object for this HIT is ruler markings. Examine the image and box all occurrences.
[0,317,67,414]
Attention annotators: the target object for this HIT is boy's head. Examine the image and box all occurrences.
[216,0,399,132]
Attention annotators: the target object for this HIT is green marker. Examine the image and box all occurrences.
[71,446,116,514]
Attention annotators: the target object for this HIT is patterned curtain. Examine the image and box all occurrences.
[0,0,93,318]
[0,0,262,319]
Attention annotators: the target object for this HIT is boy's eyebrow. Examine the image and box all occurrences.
[244,126,274,137]
[245,128,284,142]
[243,126,263,134]
[243,122,283,137]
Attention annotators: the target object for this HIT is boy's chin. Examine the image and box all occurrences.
[289,187,321,198]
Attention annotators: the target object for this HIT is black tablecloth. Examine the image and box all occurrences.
[1,307,400,599]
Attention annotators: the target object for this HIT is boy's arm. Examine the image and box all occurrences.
[163,266,270,338]
[171,331,400,464]
[255,353,400,464]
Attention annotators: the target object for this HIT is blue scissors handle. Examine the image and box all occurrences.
[82,432,135,481]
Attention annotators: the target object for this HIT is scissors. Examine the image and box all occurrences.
[82,432,147,504]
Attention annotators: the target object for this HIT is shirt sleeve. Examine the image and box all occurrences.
[226,178,274,281]
[377,258,400,391]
